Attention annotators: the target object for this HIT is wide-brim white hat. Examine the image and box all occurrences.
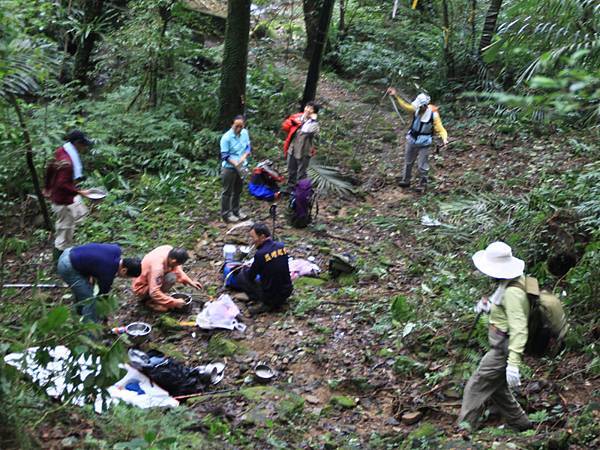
[472,241,525,279]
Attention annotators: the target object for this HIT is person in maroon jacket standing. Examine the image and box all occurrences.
[44,130,93,260]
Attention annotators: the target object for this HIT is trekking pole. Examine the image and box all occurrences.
[269,203,277,239]
[389,95,406,124]
[435,139,461,154]
[465,311,483,342]
[355,89,390,152]
[2,283,68,289]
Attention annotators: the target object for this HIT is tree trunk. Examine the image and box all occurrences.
[301,0,335,106]
[479,0,503,54]
[470,0,477,54]
[73,0,104,91]
[148,2,173,108]
[9,95,52,231]
[339,0,346,37]
[218,0,251,130]
[441,0,455,79]
[302,0,323,60]
[59,0,74,83]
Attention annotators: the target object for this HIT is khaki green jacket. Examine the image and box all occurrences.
[489,276,529,367]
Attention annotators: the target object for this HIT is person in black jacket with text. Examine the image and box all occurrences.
[235,223,293,314]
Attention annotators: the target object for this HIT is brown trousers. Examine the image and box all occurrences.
[458,327,528,429]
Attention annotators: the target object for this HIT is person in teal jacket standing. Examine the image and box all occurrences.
[220,115,251,223]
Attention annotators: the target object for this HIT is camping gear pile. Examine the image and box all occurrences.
[128,349,225,397]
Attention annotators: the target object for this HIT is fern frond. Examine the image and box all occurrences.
[308,159,359,197]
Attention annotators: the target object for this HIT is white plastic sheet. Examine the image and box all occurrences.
[196,294,245,331]
[4,346,178,413]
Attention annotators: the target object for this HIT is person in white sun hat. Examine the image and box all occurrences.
[458,241,533,432]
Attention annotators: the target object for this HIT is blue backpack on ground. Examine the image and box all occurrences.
[248,160,284,201]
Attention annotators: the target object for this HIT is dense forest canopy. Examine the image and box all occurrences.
[0,0,598,448]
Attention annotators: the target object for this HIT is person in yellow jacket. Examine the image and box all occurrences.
[387,88,448,192]
[458,241,533,432]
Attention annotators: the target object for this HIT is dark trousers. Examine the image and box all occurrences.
[287,154,310,192]
[221,168,242,218]
[236,269,289,309]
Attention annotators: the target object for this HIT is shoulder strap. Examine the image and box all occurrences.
[509,277,539,294]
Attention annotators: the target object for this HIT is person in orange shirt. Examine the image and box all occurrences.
[132,246,202,312]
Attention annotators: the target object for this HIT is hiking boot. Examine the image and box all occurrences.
[415,180,428,194]
[507,415,533,432]
[223,213,239,223]
[398,180,410,188]
[248,304,271,316]
[235,210,249,220]
[231,291,250,301]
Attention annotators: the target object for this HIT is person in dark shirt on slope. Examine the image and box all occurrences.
[57,243,141,322]
[235,223,293,314]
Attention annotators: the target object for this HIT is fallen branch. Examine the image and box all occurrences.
[316,231,361,245]
[174,388,239,401]
[320,300,362,306]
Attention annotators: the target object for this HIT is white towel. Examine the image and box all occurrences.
[63,142,83,179]
[490,280,509,305]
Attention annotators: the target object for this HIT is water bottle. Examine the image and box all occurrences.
[223,244,236,262]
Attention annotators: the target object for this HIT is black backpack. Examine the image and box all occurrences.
[510,277,569,358]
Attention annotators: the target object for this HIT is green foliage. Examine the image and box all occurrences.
[390,295,412,323]
[327,2,442,94]
[492,0,600,84]
[330,395,357,409]
[401,422,440,450]
[0,5,54,101]
[393,355,425,377]
[85,405,207,448]
[480,1,600,127]
[480,59,600,126]
[308,160,359,197]
[207,334,241,357]
[293,294,320,316]
[0,292,126,447]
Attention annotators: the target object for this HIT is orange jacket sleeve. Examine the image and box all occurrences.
[147,267,185,309]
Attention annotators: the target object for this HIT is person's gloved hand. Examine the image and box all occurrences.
[506,364,521,387]
[474,297,491,314]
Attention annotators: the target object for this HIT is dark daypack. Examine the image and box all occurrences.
[288,178,317,228]
[510,277,569,358]
[328,253,357,278]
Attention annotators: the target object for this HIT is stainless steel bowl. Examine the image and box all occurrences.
[125,322,152,344]
[254,363,275,383]
[172,292,193,312]
[86,187,107,201]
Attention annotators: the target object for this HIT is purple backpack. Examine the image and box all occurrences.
[289,178,317,228]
